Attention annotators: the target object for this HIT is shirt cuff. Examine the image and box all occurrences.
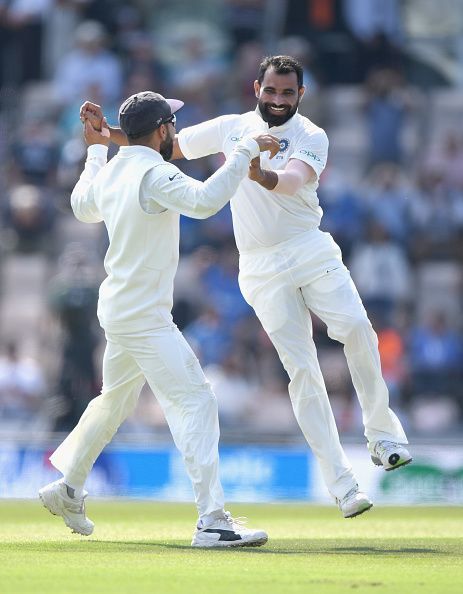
[237,136,260,159]
[87,144,109,159]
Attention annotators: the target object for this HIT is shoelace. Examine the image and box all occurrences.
[198,511,248,532]
[375,441,399,457]
[336,485,359,506]
[224,511,248,528]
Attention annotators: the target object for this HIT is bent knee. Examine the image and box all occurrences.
[329,314,374,344]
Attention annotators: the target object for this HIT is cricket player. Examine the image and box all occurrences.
[81,56,412,518]
[39,91,280,548]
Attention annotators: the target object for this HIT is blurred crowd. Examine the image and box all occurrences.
[0,0,462,439]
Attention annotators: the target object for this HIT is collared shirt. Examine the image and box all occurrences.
[178,109,329,252]
[70,139,259,332]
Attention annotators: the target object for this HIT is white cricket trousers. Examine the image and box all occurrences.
[50,325,225,521]
[239,229,408,500]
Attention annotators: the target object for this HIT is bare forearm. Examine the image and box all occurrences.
[249,159,315,194]
[254,169,279,190]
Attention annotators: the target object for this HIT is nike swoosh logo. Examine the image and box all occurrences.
[169,173,180,181]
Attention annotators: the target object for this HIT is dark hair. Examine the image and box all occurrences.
[257,55,304,88]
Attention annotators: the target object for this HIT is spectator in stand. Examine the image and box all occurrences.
[343,0,402,45]
[119,31,165,96]
[426,131,463,191]
[184,305,233,367]
[225,40,266,112]
[363,162,413,245]
[363,68,413,168]
[375,315,409,413]
[9,116,60,186]
[200,242,253,328]
[408,311,463,400]
[0,341,47,430]
[48,244,100,431]
[409,167,463,260]
[204,350,257,428]
[0,0,51,86]
[318,167,365,258]
[349,220,412,325]
[52,20,122,107]
[2,184,56,254]
[223,0,266,47]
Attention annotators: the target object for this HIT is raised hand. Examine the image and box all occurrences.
[83,117,110,147]
[80,101,104,132]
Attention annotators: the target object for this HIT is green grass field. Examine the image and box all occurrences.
[0,501,462,594]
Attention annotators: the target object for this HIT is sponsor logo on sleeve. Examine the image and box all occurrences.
[298,149,322,162]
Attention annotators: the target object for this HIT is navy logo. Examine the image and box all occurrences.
[299,149,321,162]
[279,138,290,153]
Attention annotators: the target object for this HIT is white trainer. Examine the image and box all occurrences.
[39,480,94,536]
[336,486,373,519]
[191,512,268,548]
[369,441,412,471]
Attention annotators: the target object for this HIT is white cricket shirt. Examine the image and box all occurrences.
[178,109,329,252]
[70,138,259,333]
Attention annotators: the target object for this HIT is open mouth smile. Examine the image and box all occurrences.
[268,106,288,113]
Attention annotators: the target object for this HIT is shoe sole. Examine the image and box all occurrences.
[371,456,413,471]
[192,536,268,548]
[38,491,93,536]
[344,502,373,519]
[385,457,413,471]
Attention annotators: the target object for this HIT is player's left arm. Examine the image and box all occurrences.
[248,129,328,194]
[248,157,315,193]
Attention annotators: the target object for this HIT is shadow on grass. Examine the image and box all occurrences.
[86,541,446,556]
[3,540,448,556]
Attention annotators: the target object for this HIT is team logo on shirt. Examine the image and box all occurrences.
[279,138,290,153]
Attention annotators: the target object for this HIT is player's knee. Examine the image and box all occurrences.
[332,314,373,344]
[347,315,375,342]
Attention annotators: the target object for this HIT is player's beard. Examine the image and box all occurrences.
[160,135,174,161]
[258,98,300,127]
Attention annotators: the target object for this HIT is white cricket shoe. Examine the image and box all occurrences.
[337,486,373,519]
[369,440,412,471]
[39,480,94,536]
[191,512,268,548]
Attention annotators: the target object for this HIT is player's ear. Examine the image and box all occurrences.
[254,80,260,98]
[158,124,167,140]
[299,85,306,100]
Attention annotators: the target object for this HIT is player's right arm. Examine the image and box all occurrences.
[176,115,229,159]
[80,101,129,146]
[70,119,110,223]
[80,102,227,158]
[144,133,279,219]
